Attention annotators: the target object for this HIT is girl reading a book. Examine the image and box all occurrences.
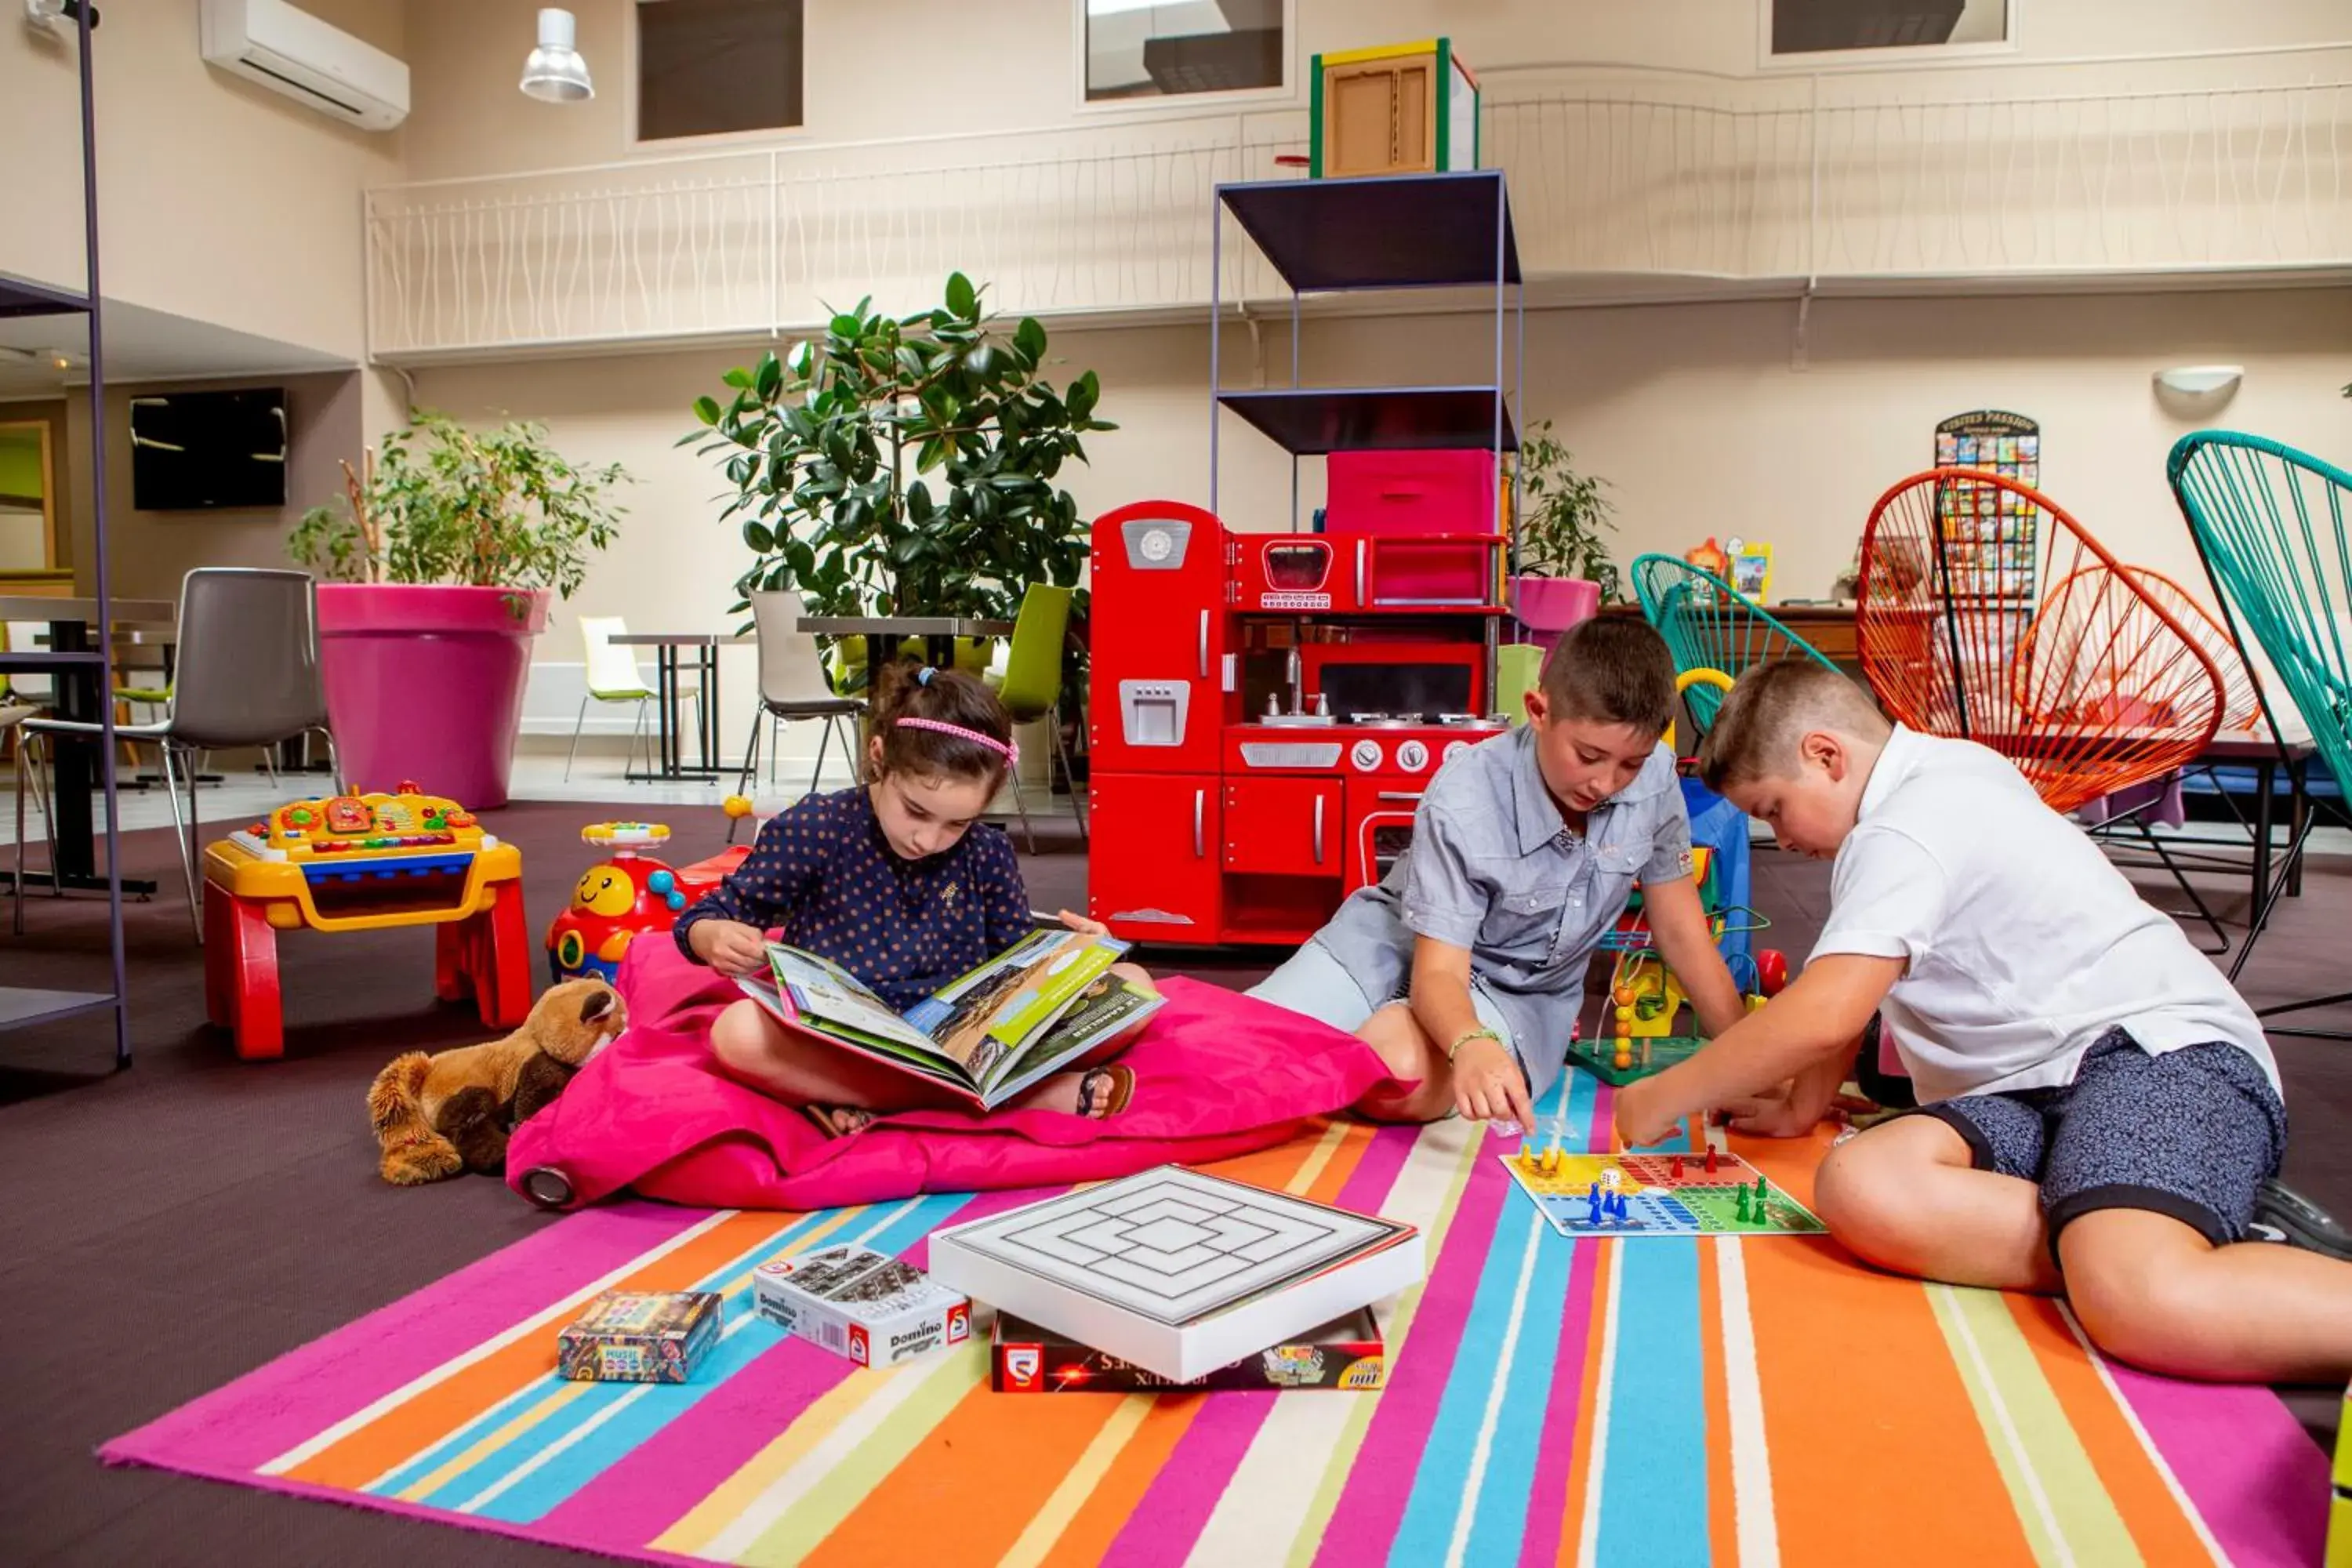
[678,663,1152,1133]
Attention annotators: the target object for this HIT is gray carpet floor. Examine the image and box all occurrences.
[0,797,2343,1566]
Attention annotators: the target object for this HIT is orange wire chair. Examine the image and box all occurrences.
[1857,470,2226,815]
[2029,564,2264,736]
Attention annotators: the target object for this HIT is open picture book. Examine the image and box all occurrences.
[735,927,1162,1112]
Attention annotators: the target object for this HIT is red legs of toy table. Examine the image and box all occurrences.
[204,888,284,1061]
[434,880,533,1029]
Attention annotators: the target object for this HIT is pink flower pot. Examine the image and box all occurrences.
[1510,575,1602,652]
[317,584,551,809]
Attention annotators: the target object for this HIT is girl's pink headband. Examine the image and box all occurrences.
[895,716,1018,767]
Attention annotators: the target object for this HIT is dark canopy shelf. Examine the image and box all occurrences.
[0,274,93,318]
[1217,386,1519,455]
[1217,170,1522,292]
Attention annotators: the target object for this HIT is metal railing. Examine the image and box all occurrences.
[364,45,2352,359]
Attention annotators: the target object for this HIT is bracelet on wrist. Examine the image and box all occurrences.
[1446,1026,1501,1063]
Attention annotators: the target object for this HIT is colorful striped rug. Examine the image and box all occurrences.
[104,1073,2331,1566]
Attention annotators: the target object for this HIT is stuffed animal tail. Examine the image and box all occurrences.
[368,1051,463,1186]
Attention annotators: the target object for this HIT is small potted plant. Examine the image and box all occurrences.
[289,412,629,808]
[1509,420,1618,644]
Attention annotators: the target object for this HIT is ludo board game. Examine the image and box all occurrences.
[1501,1147,1825,1239]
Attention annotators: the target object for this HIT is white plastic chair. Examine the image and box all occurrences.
[732,591,862,837]
[565,615,700,782]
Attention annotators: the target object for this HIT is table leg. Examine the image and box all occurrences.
[2288,755,2309,898]
[2251,757,2274,935]
[48,618,97,884]
[701,643,720,773]
[659,645,681,779]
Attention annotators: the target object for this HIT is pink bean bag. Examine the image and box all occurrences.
[505,938,1397,1210]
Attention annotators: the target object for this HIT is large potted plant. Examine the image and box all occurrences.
[290,412,629,808]
[1510,419,1618,644]
[687,270,1112,677]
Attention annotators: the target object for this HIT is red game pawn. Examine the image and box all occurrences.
[1704,1147,1719,1175]
[1670,1155,1684,1180]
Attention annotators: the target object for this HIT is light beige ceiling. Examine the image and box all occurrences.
[0,291,350,399]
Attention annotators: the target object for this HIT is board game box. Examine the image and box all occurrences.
[753,1243,972,1367]
[557,1290,724,1383]
[990,1309,1385,1394]
[1501,1148,1825,1239]
[930,1165,1422,1384]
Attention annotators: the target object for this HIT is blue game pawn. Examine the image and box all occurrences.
[1586,1182,1605,1227]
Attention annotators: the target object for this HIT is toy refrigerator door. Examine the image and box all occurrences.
[1088,773,1221,946]
[1223,777,1343,878]
[1090,503,1227,776]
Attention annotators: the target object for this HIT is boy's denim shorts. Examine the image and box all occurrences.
[1247,938,1533,1086]
[1903,1028,2286,1249]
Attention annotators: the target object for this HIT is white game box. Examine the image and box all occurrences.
[928,1165,1423,1384]
[752,1244,972,1368]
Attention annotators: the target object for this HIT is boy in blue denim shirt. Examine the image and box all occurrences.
[1252,619,1748,1127]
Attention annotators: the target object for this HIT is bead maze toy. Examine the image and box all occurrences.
[1567,842,1788,1087]
[1501,1141,1824,1239]
[201,783,527,1061]
[544,803,754,985]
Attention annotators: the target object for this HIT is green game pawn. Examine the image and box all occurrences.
[1735,1185,1751,1223]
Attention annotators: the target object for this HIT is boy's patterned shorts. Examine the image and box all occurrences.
[1907,1029,2286,1249]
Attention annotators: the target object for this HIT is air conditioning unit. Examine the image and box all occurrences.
[199,0,410,132]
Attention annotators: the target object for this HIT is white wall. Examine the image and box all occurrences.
[408,283,2352,768]
[0,0,404,361]
[397,0,2352,181]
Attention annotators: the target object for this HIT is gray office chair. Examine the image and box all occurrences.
[731,590,863,840]
[26,568,338,939]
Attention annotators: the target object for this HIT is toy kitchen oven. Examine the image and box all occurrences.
[1087,494,1511,948]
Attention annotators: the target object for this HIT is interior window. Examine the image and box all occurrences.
[637,0,804,142]
[1083,0,1285,103]
[1769,0,2011,56]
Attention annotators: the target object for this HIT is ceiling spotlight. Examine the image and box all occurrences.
[521,8,592,103]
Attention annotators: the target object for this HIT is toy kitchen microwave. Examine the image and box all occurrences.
[1087,495,1510,948]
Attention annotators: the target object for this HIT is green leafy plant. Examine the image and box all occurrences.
[1511,419,1620,602]
[289,412,630,601]
[685,272,1114,631]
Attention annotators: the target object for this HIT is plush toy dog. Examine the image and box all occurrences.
[368,978,625,1187]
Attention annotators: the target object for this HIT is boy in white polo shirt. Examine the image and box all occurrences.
[1614,659,2352,1383]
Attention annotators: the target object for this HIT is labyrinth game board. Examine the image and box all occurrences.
[1501,1150,1825,1239]
[929,1166,1422,1382]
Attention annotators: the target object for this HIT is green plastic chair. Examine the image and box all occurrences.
[1497,643,1544,726]
[829,634,989,692]
[2167,430,2352,1037]
[985,583,1081,851]
[1631,553,1840,739]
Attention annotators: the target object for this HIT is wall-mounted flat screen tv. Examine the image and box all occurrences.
[129,388,288,510]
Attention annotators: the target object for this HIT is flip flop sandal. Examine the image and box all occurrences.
[2249,1179,2352,1261]
[1076,1065,1134,1120]
[802,1105,877,1140]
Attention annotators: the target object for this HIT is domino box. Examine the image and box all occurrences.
[557,1290,724,1383]
[991,1309,1385,1394]
[753,1244,971,1368]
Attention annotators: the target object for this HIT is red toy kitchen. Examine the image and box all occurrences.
[1087,486,1512,948]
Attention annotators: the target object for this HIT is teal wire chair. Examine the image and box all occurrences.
[1631,553,1841,739]
[2167,430,2352,1038]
